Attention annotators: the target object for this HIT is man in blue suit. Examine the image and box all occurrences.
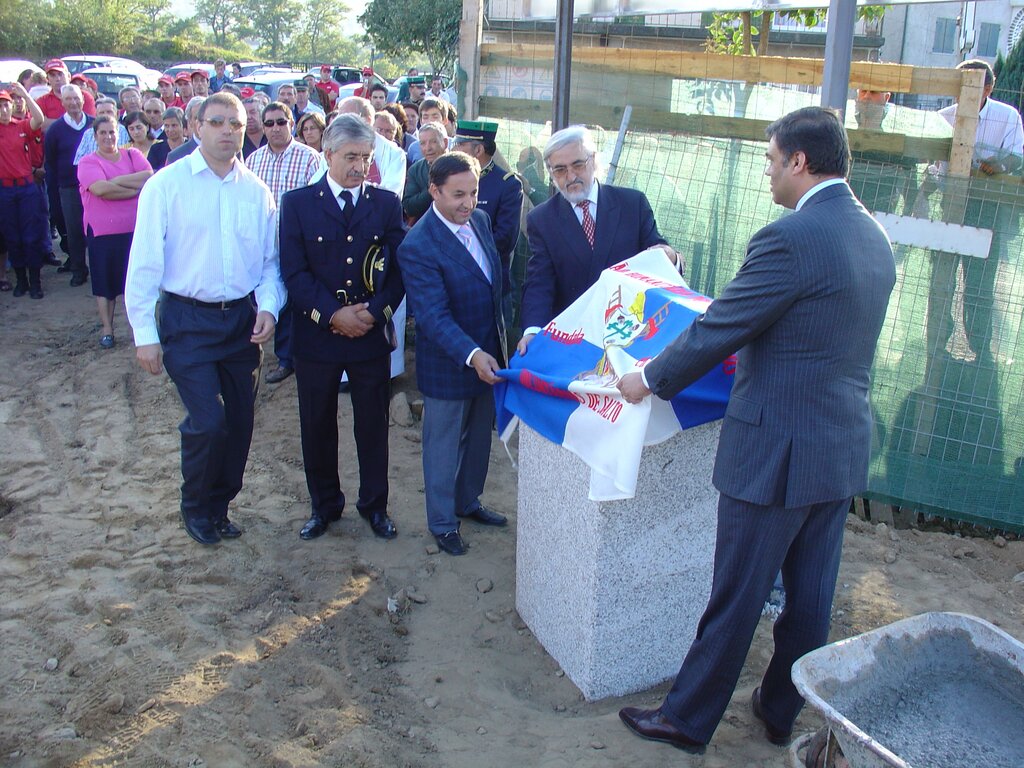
[517,124,678,354]
[397,153,510,556]
[279,114,405,542]
[451,120,524,309]
[616,107,896,754]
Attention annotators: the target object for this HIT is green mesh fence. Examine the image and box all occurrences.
[487,115,1024,531]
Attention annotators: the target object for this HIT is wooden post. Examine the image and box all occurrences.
[459,0,484,120]
[948,68,984,179]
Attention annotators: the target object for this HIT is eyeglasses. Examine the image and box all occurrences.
[263,118,290,127]
[203,116,244,131]
[549,156,592,179]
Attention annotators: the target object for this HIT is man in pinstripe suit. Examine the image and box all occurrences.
[398,153,509,556]
[616,107,896,753]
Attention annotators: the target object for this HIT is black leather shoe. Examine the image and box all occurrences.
[619,707,706,754]
[364,510,397,539]
[435,530,467,556]
[751,687,793,746]
[266,366,293,384]
[57,262,71,273]
[70,273,88,287]
[43,254,62,267]
[299,515,331,540]
[458,505,507,527]
[180,511,221,545]
[214,518,243,538]
[29,287,43,300]
[12,281,28,297]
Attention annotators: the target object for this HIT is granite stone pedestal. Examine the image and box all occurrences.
[515,422,721,701]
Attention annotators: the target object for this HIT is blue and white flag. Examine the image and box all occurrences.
[495,249,734,500]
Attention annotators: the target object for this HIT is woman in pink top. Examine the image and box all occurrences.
[78,114,152,348]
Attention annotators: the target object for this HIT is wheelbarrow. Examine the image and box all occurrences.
[789,612,1024,768]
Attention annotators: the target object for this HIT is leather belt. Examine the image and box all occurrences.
[336,289,371,305]
[0,176,33,188]
[165,292,250,310]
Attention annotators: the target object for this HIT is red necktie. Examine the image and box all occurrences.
[367,159,381,185]
[578,200,595,248]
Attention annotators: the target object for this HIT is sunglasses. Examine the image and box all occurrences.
[263,118,290,127]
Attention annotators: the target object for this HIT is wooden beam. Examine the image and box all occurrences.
[481,96,953,163]
[480,44,964,96]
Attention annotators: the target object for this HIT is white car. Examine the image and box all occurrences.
[0,59,43,85]
[79,66,161,100]
[62,55,147,75]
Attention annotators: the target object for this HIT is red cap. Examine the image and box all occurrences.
[44,59,67,73]
[320,64,332,73]
[239,86,256,98]
[191,70,209,80]
[158,75,173,85]
[86,77,98,91]
[174,73,191,83]
[70,74,87,84]
[0,90,12,103]
[361,67,373,76]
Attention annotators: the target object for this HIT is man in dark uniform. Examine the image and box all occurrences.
[452,120,523,329]
[279,113,405,542]
[407,76,426,108]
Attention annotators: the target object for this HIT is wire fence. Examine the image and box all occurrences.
[481,53,1024,530]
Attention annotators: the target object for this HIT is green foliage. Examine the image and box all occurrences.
[992,36,1024,114]
[705,6,887,56]
[0,0,411,75]
[359,0,461,76]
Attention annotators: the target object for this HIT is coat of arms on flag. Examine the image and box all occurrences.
[495,248,735,500]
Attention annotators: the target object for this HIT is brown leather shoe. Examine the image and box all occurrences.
[618,707,706,754]
[751,687,793,746]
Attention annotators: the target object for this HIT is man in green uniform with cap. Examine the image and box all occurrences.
[452,119,523,329]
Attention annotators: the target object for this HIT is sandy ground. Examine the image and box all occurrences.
[1,267,1023,768]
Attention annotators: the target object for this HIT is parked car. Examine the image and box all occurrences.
[0,59,42,84]
[80,66,161,99]
[230,72,305,102]
[234,61,267,77]
[245,66,297,77]
[62,55,146,75]
[163,62,215,79]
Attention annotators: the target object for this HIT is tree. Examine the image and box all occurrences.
[295,0,349,62]
[993,37,1024,115]
[249,0,303,60]
[194,0,245,47]
[359,0,460,76]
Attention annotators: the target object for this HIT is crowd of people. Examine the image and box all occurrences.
[10,51,1013,760]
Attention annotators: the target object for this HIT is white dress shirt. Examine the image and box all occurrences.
[324,173,362,212]
[125,149,287,347]
[938,97,1024,173]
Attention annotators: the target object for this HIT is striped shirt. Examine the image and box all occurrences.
[244,139,324,208]
[125,149,286,347]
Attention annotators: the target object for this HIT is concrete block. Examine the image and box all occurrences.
[515,421,721,700]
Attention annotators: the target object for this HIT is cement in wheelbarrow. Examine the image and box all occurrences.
[792,612,1024,768]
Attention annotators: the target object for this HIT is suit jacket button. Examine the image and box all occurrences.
[347,235,354,242]
[373,235,379,241]
[346,257,353,264]
[345,279,353,286]
[317,236,323,242]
